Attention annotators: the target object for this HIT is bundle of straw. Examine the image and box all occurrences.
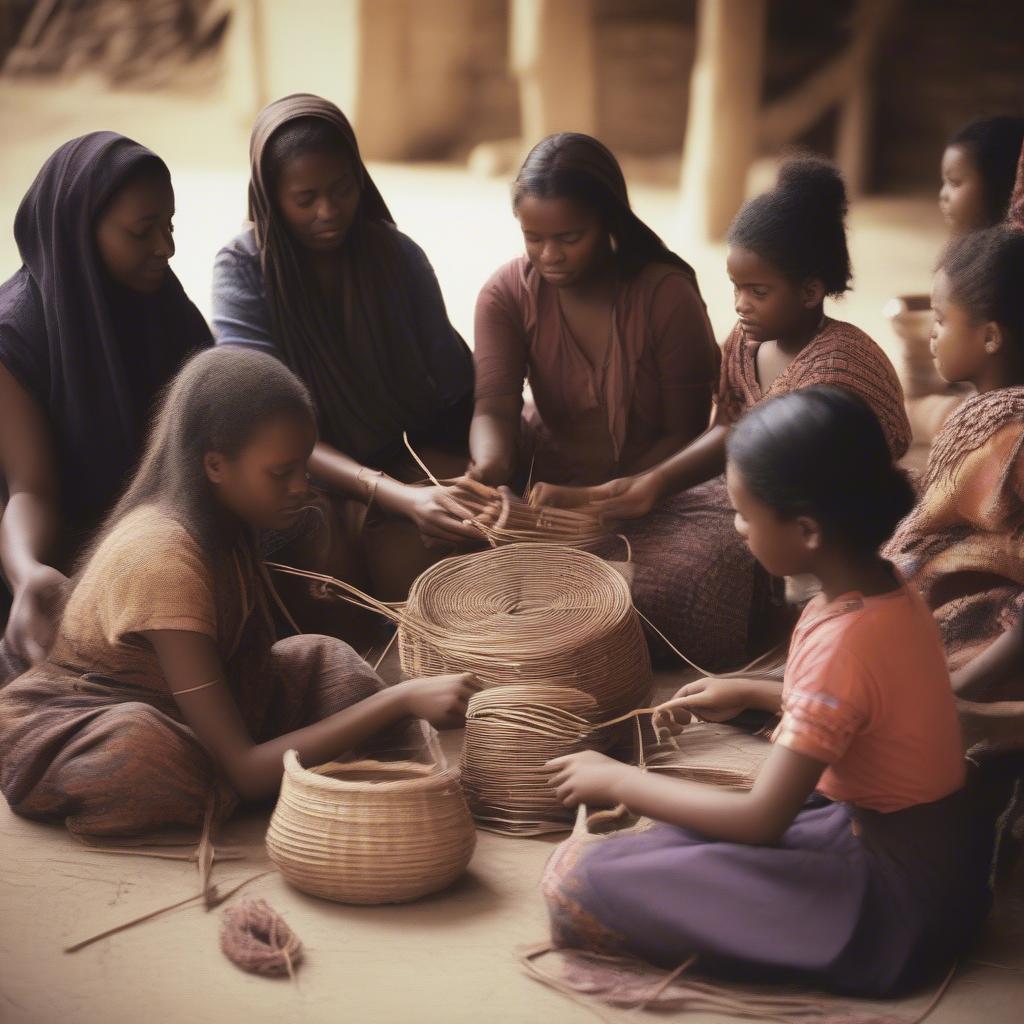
[644,723,772,790]
[450,478,609,551]
[266,735,475,905]
[460,685,606,835]
[399,544,652,720]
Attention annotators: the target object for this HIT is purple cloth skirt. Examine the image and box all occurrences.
[543,790,991,997]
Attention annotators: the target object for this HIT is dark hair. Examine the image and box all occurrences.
[511,132,696,280]
[938,225,1024,345]
[74,347,315,582]
[727,386,914,554]
[263,116,350,190]
[948,117,1024,226]
[727,156,852,296]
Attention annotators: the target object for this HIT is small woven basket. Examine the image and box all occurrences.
[266,729,476,905]
[460,684,606,835]
[399,543,652,720]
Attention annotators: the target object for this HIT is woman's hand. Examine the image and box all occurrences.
[402,484,485,546]
[654,677,753,728]
[4,563,68,665]
[587,472,664,522]
[547,749,636,807]
[394,672,481,729]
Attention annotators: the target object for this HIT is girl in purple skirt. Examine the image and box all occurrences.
[544,385,992,997]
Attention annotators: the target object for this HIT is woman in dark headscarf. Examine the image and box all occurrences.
[212,94,477,603]
[0,132,212,677]
[469,132,719,490]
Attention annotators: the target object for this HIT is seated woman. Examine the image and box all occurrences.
[543,387,990,1000]
[0,133,211,681]
[536,158,910,671]
[0,347,477,837]
[212,94,478,606]
[886,225,1024,753]
[468,132,719,491]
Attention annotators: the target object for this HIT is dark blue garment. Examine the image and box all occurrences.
[0,132,211,533]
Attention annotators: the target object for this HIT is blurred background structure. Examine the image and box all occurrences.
[0,0,1022,367]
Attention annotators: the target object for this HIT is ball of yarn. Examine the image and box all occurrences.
[220,898,303,978]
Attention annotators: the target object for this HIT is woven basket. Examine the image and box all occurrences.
[460,684,606,835]
[266,732,476,905]
[399,543,652,720]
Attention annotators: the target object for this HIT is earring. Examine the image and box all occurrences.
[986,341,998,354]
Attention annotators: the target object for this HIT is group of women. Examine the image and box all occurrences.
[1,92,1024,999]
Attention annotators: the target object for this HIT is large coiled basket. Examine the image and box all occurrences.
[399,543,652,720]
[266,740,476,905]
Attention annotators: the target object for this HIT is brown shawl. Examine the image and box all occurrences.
[715,317,912,459]
[886,387,1024,678]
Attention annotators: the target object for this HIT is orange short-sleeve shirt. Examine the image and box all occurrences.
[774,582,965,813]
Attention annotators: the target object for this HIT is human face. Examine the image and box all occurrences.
[94,171,175,293]
[726,462,816,579]
[205,411,317,531]
[515,194,611,288]
[726,245,821,344]
[274,148,360,253]
[929,268,990,385]
[939,144,987,234]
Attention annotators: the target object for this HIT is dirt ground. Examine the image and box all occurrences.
[1,79,1023,1023]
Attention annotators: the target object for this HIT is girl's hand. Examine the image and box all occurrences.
[654,677,752,727]
[4,564,68,665]
[394,672,481,729]
[588,473,663,522]
[547,750,635,807]
[403,485,484,546]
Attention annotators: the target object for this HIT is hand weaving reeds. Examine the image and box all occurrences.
[401,433,610,551]
[449,478,610,551]
[266,727,476,905]
[399,544,653,720]
[460,685,606,835]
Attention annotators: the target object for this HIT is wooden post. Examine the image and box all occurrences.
[680,0,767,241]
[511,0,598,144]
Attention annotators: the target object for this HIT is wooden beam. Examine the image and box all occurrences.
[680,0,767,241]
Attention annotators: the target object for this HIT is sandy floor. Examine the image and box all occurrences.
[2,665,1023,1024]
[1,79,1023,1023]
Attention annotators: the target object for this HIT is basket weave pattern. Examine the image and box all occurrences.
[266,748,477,905]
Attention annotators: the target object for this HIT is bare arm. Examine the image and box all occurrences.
[467,394,522,487]
[0,364,68,663]
[530,421,729,520]
[549,743,824,846]
[308,440,482,545]
[951,613,1024,700]
[145,629,478,802]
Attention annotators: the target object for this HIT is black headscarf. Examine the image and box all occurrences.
[0,132,211,533]
[248,93,471,464]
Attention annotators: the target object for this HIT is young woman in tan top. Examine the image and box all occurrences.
[0,347,476,837]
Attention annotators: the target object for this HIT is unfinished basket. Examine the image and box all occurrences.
[399,543,652,720]
[266,741,476,905]
[460,685,608,835]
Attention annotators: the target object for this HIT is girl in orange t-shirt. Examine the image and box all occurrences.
[542,385,990,998]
